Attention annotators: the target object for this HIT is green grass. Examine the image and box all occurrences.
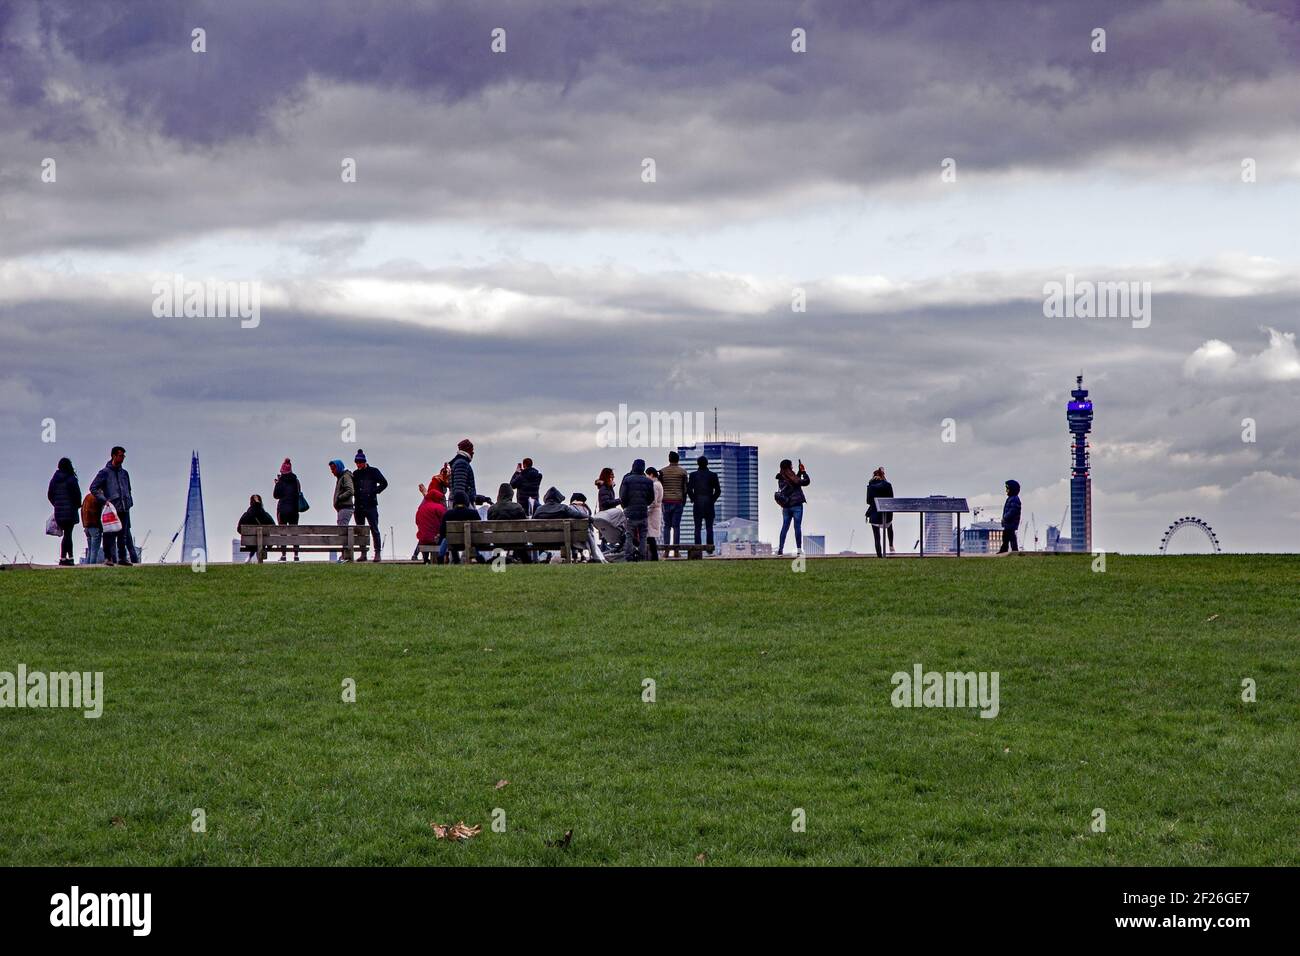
[0,555,1297,866]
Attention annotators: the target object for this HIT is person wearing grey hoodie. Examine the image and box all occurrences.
[328,459,355,562]
[618,459,655,561]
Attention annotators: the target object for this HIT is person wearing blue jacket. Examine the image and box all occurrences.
[999,479,1021,553]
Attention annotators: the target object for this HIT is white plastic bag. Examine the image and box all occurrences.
[101,501,123,534]
[45,512,61,536]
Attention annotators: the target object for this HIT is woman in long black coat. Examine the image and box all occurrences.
[48,458,82,566]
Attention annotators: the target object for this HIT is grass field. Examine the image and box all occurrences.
[0,555,1297,866]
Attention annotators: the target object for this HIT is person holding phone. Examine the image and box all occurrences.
[510,457,543,515]
[775,458,810,556]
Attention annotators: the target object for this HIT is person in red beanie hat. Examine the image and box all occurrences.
[450,439,476,506]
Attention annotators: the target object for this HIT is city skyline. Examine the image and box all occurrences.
[2,1,1299,558]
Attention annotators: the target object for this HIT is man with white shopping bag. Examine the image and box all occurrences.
[90,446,136,566]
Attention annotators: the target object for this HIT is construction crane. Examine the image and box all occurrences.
[157,521,185,563]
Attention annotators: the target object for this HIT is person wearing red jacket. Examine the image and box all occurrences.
[416,482,447,564]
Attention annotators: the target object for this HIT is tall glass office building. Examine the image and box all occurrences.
[676,441,759,544]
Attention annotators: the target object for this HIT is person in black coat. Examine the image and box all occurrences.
[272,458,303,561]
[618,459,655,561]
[439,491,481,564]
[999,479,1021,554]
[866,467,895,558]
[236,494,274,562]
[47,458,81,565]
[352,449,389,561]
[685,456,722,549]
[510,458,543,514]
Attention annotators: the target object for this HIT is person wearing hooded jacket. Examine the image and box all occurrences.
[866,467,896,558]
[47,458,82,565]
[329,460,355,562]
[488,482,527,521]
[619,459,655,561]
[272,458,302,561]
[416,483,447,564]
[999,479,1022,553]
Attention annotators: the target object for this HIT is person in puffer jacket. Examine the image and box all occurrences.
[533,486,584,520]
[594,467,619,513]
[999,479,1021,554]
[449,440,477,509]
[619,459,655,561]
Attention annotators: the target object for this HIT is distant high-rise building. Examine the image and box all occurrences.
[803,535,826,556]
[676,440,758,545]
[923,497,956,554]
[1067,375,1094,552]
[182,451,207,562]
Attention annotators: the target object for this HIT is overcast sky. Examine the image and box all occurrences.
[3,0,1299,560]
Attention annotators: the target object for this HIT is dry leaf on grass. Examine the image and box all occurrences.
[1205,614,1219,622]
[431,821,482,841]
[110,816,126,829]
[544,829,573,848]
[494,779,509,790]
[695,852,708,863]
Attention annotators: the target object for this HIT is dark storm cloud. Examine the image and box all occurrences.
[3,0,1300,253]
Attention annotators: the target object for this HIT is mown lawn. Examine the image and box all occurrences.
[0,554,1296,866]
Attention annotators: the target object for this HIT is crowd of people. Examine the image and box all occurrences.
[42,441,1025,565]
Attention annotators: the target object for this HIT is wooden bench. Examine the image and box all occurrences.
[421,519,591,564]
[659,542,714,560]
[239,524,371,563]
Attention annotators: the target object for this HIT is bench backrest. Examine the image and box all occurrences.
[443,519,590,549]
[238,524,371,550]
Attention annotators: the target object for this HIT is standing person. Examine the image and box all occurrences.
[449,440,476,510]
[999,479,1022,554]
[595,467,619,513]
[47,458,81,566]
[329,460,355,562]
[775,458,811,556]
[80,491,103,565]
[415,483,447,564]
[686,455,721,551]
[272,458,302,561]
[351,450,388,561]
[658,451,687,548]
[510,457,543,515]
[866,467,895,558]
[618,459,655,561]
[645,466,663,561]
[90,446,135,566]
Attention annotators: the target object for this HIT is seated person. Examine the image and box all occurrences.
[416,485,446,564]
[236,494,274,562]
[487,483,526,521]
[439,491,482,564]
[569,492,591,516]
[488,482,529,562]
[533,486,585,519]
